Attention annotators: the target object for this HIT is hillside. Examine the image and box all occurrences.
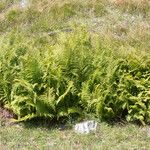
[0,1,150,150]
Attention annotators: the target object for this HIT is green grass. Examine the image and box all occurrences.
[0,120,150,150]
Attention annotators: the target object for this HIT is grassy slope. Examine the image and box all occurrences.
[0,0,149,54]
[0,0,149,56]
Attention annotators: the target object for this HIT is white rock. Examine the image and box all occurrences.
[20,0,29,8]
[74,120,97,134]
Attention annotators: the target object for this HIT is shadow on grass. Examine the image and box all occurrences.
[22,117,73,131]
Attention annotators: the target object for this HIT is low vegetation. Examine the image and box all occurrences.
[0,0,150,125]
[0,121,149,150]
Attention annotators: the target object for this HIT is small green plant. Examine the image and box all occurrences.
[6,9,20,22]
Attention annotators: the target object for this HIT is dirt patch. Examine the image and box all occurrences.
[0,107,16,119]
[0,107,17,126]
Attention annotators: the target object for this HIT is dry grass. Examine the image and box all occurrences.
[110,0,150,14]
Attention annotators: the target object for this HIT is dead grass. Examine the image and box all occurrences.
[110,0,150,14]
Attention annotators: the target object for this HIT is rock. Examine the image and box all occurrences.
[20,0,29,8]
[74,120,97,134]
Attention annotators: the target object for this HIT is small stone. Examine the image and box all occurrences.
[20,0,29,8]
[74,120,97,134]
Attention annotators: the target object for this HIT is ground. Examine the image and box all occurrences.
[0,113,150,150]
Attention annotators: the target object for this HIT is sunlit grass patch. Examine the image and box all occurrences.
[0,121,149,150]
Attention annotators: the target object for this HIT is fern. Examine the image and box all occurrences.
[0,27,150,124]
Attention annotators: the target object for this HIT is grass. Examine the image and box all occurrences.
[0,0,149,52]
[0,119,150,150]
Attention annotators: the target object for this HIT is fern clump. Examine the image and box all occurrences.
[0,28,150,124]
[80,49,150,125]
